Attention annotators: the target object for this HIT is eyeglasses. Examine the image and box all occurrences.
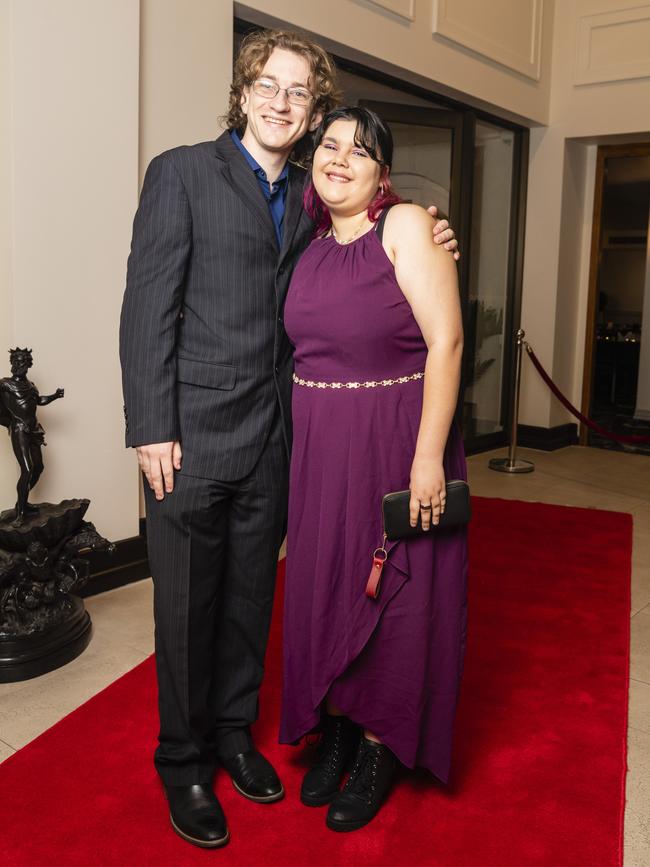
[251,78,313,107]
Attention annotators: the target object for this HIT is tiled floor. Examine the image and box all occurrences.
[0,445,648,863]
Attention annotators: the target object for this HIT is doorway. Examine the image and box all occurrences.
[581,144,650,454]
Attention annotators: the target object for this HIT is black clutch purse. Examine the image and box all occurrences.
[366,480,471,600]
[382,480,471,541]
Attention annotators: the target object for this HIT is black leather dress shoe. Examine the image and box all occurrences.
[326,737,396,832]
[221,748,284,803]
[301,715,360,807]
[164,784,229,849]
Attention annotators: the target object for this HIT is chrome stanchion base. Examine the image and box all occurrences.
[488,457,535,474]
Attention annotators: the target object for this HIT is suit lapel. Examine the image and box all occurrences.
[214,133,278,248]
[278,164,307,267]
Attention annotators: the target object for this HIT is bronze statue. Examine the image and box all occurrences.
[0,348,113,681]
[0,348,64,522]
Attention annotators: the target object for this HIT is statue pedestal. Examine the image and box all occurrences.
[0,499,112,683]
[0,596,91,682]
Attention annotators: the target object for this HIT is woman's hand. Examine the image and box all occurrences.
[409,456,446,531]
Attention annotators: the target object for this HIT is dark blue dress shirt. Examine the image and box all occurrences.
[231,130,289,246]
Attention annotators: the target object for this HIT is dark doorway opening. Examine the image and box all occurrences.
[582,145,650,455]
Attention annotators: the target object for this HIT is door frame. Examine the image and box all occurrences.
[580,142,650,445]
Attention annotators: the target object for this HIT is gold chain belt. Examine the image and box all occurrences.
[292,371,424,389]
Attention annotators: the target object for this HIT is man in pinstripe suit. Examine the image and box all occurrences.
[120,29,457,849]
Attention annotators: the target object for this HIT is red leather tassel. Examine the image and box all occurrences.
[365,548,387,600]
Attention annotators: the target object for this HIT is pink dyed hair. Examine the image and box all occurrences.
[303,173,402,237]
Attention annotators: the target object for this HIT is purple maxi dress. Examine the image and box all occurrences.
[280,224,468,784]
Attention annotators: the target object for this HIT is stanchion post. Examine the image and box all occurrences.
[489,328,535,474]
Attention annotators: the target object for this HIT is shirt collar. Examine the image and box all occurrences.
[231,130,289,186]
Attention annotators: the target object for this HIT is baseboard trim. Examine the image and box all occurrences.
[81,532,149,598]
[516,423,579,451]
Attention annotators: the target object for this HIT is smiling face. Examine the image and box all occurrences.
[240,48,321,159]
[311,118,385,216]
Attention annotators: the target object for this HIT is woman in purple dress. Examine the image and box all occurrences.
[281,107,467,832]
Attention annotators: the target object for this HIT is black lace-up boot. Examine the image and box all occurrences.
[325,735,396,831]
[300,715,361,807]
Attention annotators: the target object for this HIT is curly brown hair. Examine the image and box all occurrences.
[225,29,341,134]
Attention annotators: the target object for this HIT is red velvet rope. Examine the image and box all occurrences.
[524,343,650,445]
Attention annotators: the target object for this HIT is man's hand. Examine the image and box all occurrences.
[136,441,182,500]
[426,205,460,261]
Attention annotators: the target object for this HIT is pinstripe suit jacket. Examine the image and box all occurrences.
[119,131,314,481]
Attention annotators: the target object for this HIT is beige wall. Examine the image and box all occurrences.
[237,0,554,126]
[550,140,597,428]
[136,0,232,517]
[140,0,233,177]
[520,0,650,428]
[1,0,140,540]
[1,0,233,539]
[552,0,650,137]
[0,1,14,502]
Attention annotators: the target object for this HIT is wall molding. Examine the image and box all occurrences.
[432,0,543,81]
[364,0,415,21]
[517,423,579,451]
[81,531,149,598]
[575,3,650,86]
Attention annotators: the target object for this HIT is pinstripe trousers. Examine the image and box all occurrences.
[143,414,288,785]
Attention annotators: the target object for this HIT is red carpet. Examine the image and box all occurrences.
[0,498,631,866]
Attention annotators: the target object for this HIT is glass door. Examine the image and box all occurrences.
[360,100,465,225]
[465,121,518,441]
[362,101,521,450]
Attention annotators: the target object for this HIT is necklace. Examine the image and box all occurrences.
[331,214,370,245]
